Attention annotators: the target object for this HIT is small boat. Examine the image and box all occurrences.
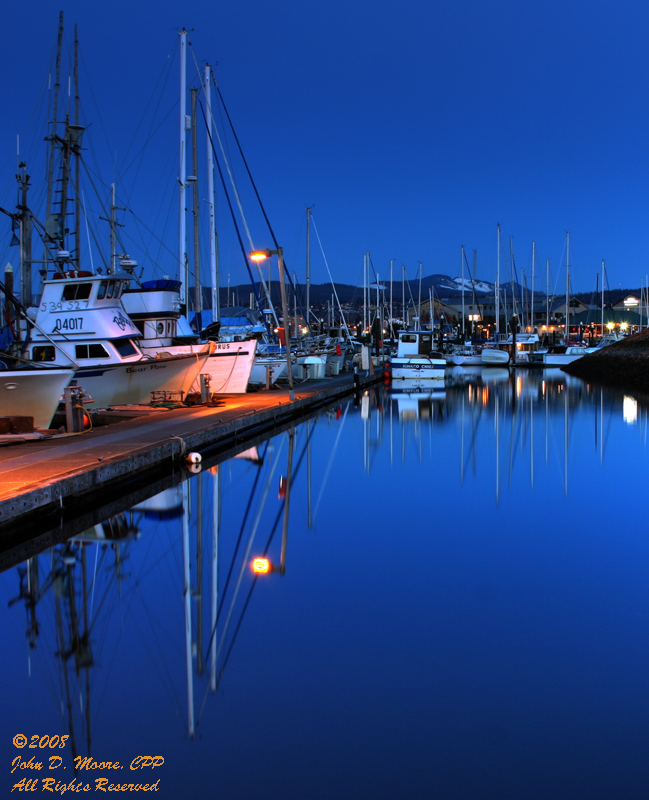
[451,343,484,366]
[389,330,446,380]
[583,335,620,354]
[481,346,510,366]
[0,366,74,429]
[541,344,588,366]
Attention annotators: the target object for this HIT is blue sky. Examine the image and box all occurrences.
[1,0,648,296]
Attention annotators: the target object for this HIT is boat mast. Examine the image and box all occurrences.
[565,231,570,341]
[18,163,32,307]
[73,24,80,270]
[461,245,465,338]
[531,240,536,333]
[417,261,422,327]
[389,258,394,336]
[495,224,501,337]
[204,65,219,324]
[306,206,311,329]
[601,259,605,336]
[45,11,64,264]
[178,29,188,306]
[546,258,550,330]
[191,88,201,322]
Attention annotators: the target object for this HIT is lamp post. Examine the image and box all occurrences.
[250,247,295,400]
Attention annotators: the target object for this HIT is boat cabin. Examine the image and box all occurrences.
[25,271,143,367]
[397,331,441,358]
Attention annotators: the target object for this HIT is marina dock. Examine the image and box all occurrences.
[0,372,381,567]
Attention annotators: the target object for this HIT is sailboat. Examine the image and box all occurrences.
[121,33,256,394]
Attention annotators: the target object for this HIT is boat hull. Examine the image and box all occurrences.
[541,353,585,366]
[390,357,446,380]
[452,354,483,366]
[0,368,74,429]
[139,341,257,394]
[481,349,510,365]
[72,352,209,408]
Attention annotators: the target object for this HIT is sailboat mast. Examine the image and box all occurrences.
[601,259,605,335]
[191,88,201,320]
[417,261,422,326]
[546,258,550,329]
[389,258,394,335]
[306,206,311,329]
[531,240,536,333]
[461,245,465,338]
[565,231,570,341]
[178,29,188,306]
[204,65,219,324]
[496,224,501,337]
[363,252,367,334]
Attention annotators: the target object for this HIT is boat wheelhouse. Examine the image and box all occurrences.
[389,330,446,380]
[23,270,209,408]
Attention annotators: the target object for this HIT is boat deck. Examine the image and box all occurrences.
[0,372,380,546]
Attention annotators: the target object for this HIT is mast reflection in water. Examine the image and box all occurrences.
[2,368,649,798]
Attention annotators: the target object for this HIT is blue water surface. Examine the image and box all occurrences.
[1,368,648,799]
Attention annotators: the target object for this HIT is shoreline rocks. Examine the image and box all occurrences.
[563,330,649,391]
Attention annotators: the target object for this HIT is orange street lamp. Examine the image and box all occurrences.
[249,246,295,400]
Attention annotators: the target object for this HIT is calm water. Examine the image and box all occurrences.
[2,368,649,799]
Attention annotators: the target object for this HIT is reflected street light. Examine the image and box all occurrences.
[250,429,295,577]
[250,246,295,400]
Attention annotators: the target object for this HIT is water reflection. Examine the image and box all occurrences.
[3,368,649,797]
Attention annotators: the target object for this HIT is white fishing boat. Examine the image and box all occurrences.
[0,366,74,429]
[541,344,588,366]
[389,330,446,380]
[122,279,255,394]
[22,269,209,408]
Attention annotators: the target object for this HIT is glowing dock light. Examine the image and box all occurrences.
[252,557,271,574]
[250,249,273,262]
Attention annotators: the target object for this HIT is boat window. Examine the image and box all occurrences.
[62,282,92,301]
[75,343,109,359]
[111,338,139,357]
[32,345,55,362]
[106,281,115,299]
[97,282,107,300]
[167,321,175,336]
[156,322,164,335]
[401,334,417,343]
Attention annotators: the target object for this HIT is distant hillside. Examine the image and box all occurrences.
[214,275,547,308]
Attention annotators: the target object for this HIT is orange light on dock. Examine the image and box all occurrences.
[252,558,271,573]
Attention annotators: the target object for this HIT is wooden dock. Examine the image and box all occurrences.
[0,372,380,566]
